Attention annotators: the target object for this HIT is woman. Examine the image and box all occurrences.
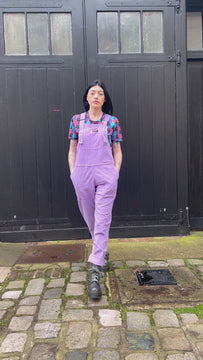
[68,80,122,299]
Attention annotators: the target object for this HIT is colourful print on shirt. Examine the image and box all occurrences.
[68,112,123,146]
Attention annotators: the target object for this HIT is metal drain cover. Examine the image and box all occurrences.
[136,269,177,286]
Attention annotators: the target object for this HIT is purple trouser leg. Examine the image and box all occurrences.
[71,166,95,239]
[71,165,118,266]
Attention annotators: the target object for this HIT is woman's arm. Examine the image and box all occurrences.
[68,139,78,174]
[112,142,122,173]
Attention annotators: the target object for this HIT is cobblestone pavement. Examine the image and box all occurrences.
[0,257,203,360]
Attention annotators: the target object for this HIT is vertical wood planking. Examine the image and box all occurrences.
[188,62,203,217]
[20,68,38,219]
[33,68,52,219]
[138,66,154,214]
[6,69,24,220]
[0,68,11,219]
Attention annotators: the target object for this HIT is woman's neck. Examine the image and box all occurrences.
[88,109,103,121]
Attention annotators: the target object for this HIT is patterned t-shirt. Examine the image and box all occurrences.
[68,112,123,146]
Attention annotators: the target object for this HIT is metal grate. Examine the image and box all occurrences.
[136,269,177,286]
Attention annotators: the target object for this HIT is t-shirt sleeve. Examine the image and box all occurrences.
[111,117,123,143]
[68,115,80,140]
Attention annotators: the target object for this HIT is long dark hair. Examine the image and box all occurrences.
[83,79,113,115]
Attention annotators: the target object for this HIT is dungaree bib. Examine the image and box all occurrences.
[71,113,119,266]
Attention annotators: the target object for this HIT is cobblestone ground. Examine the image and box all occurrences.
[0,258,203,360]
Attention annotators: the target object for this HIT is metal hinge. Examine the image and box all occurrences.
[168,0,180,12]
[176,50,181,66]
[169,51,181,66]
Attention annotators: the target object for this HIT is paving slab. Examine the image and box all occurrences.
[65,322,92,349]
[8,315,33,331]
[0,267,11,283]
[93,350,119,360]
[16,305,37,315]
[0,310,6,319]
[65,352,87,360]
[0,243,27,267]
[196,341,203,355]
[43,287,62,299]
[0,300,14,309]
[126,261,146,267]
[88,295,109,307]
[127,333,155,351]
[186,323,203,340]
[19,296,40,306]
[62,309,93,321]
[188,259,203,266]
[99,309,122,326]
[157,328,192,351]
[24,278,45,296]
[38,299,61,320]
[65,299,85,308]
[28,343,57,360]
[47,278,65,288]
[66,283,85,296]
[127,312,151,331]
[0,333,27,353]
[167,259,185,266]
[5,280,25,289]
[70,271,87,282]
[180,313,199,324]
[97,327,120,348]
[125,354,159,360]
[148,261,169,267]
[34,322,61,338]
[165,354,197,360]
[2,290,22,299]
[153,310,180,327]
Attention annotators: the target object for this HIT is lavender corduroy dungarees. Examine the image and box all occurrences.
[71,113,119,266]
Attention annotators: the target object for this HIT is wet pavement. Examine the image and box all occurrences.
[0,233,203,360]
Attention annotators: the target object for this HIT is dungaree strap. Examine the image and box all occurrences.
[78,112,86,144]
[78,113,110,145]
[103,114,110,144]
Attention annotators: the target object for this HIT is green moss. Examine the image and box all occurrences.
[174,304,203,319]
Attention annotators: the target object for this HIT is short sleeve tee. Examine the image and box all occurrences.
[68,112,123,146]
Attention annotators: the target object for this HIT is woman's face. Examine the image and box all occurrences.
[86,85,105,111]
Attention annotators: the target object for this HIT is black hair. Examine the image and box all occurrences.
[83,79,113,115]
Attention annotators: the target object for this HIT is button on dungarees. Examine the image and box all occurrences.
[71,112,119,266]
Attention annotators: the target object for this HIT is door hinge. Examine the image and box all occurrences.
[176,50,181,66]
[169,51,181,66]
[168,0,180,12]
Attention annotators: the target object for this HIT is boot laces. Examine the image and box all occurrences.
[89,265,103,283]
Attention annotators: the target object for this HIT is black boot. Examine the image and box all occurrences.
[101,252,109,273]
[88,264,102,300]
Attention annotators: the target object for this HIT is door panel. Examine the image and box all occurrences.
[0,0,85,226]
[85,0,178,222]
[188,61,203,228]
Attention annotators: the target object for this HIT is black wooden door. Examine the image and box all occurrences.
[0,0,86,240]
[0,0,188,241]
[85,0,189,236]
[188,61,203,229]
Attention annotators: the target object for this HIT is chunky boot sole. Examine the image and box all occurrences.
[88,288,102,300]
